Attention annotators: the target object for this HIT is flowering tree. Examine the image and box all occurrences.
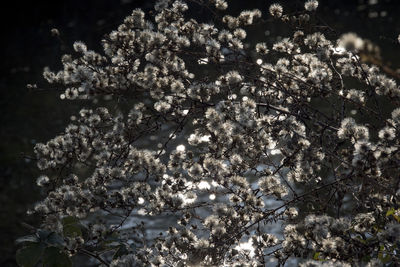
[17,0,400,266]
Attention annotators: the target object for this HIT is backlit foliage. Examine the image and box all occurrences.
[17,0,400,266]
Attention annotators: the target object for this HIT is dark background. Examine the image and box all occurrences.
[0,0,399,265]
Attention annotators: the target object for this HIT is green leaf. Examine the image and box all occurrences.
[43,247,72,267]
[385,208,400,222]
[46,232,66,246]
[62,216,82,238]
[62,216,79,226]
[15,235,39,244]
[378,245,391,264]
[63,224,82,238]
[313,252,321,261]
[113,244,129,259]
[361,255,371,262]
[16,243,45,267]
[355,236,366,244]
[37,229,52,241]
[379,252,391,263]
[386,208,395,217]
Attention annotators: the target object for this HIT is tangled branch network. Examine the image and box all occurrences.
[19,0,400,266]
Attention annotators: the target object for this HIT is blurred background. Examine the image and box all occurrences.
[0,0,399,265]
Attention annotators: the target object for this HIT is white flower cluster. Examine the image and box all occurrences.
[25,0,400,266]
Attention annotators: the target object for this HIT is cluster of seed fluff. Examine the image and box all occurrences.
[32,0,400,266]
[283,210,400,265]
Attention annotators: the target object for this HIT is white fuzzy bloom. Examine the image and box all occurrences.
[258,175,288,198]
[73,41,87,53]
[337,33,364,52]
[255,42,269,54]
[378,126,396,141]
[304,0,319,11]
[214,0,228,10]
[36,175,50,187]
[392,107,400,123]
[269,3,283,18]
